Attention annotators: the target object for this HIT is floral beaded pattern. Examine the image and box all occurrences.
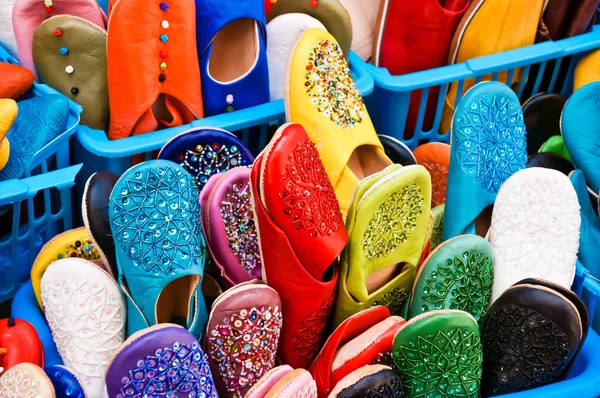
[292,292,335,360]
[422,161,447,207]
[481,306,571,395]
[420,252,493,322]
[220,182,261,275]
[362,184,424,260]
[453,94,527,192]
[280,141,343,237]
[305,40,365,129]
[430,211,444,250]
[371,287,409,316]
[0,367,46,398]
[177,143,245,189]
[57,237,101,261]
[110,165,204,276]
[351,374,404,398]
[370,351,394,368]
[118,340,218,398]
[394,328,482,397]
[208,306,282,397]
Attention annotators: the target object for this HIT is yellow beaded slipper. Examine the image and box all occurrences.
[0,99,17,170]
[30,226,102,308]
[285,28,391,219]
[332,165,432,328]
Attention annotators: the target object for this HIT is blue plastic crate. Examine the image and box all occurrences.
[361,26,600,149]
[0,164,82,302]
[72,51,374,204]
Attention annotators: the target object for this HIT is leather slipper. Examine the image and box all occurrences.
[414,142,450,207]
[0,317,44,370]
[265,369,317,398]
[327,365,404,398]
[0,363,55,397]
[522,92,566,155]
[45,365,86,398]
[246,365,294,398]
[378,135,417,166]
[0,63,34,100]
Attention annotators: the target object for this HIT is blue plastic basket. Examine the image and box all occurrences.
[362,26,600,149]
[72,51,373,204]
[0,164,82,302]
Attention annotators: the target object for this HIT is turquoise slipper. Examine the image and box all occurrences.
[570,170,600,278]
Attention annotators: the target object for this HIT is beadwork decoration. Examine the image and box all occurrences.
[158,73,166,82]
[71,87,79,95]
[53,29,62,36]
[220,182,261,275]
[482,305,571,395]
[159,1,169,10]
[453,94,527,193]
[422,161,447,207]
[160,51,168,59]
[56,237,101,261]
[60,47,69,55]
[47,367,85,398]
[370,350,394,368]
[292,292,335,360]
[362,184,424,260]
[309,0,318,7]
[372,287,408,316]
[160,34,169,43]
[226,94,234,104]
[208,306,282,397]
[117,340,218,398]
[161,20,169,29]
[394,328,482,397]
[177,143,245,190]
[431,212,444,250]
[65,65,74,74]
[296,380,317,398]
[420,252,493,322]
[279,140,343,237]
[110,165,203,276]
[357,375,404,398]
[305,40,365,129]
[0,367,46,398]
[160,62,167,70]
[226,106,234,112]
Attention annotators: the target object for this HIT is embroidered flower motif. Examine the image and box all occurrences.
[305,40,365,129]
[422,161,448,207]
[57,237,100,261]
[296,380,317,398]
[453,94,527,192]
[177,143,245,190]
[0,367,44,398]
[430,210,444,251]
[118,341,217,398]
[292,292,335,360]
[280,140,343,237]
[220,182,261,276]
[363,374,404,397]
[372,287,409,316]
[394,328,482,397]
[110,165,204,276]
[208,306,282,397]
[420,251,493,322]
[362,184,424,260]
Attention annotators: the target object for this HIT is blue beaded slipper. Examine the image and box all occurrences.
[45,365,87,398]
[443,81,527,241]
[158,127,254,191]
[108,160,208,338]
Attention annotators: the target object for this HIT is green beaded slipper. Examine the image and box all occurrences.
[332,164,432,328]
[392,310,482,398]
[430,204,445,251]
[407,235,493,322]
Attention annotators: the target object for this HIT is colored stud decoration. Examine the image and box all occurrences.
[65,65,74,74]
[226,94,234,104]
[161,20,169,29]
[279,140,343,238]
[226,106,234,112]
[371,350,394,367]
[305,40,365,129]
[372,287,409,316]
[110,165,203,276]
[158,73,166,82]
[71,87,79,95]
[53,29,62,37]
[208,306,282,397]
[220,182,261,274]
[160,51,168,59]
[56,238,100,261]
[292,293,335,360]
[394,328,482,397]
[59,47,69,55]
[454,94,527,193]
[45,5,54,12]
[44,0,52,6]
[160,62,167,70]
[160,34,169,43]
[309,0,318,7]
[177,143,244,190]
[362,184,424,260]
[159,1,169,10]
[420,252,493,322]
[117,341,218,398]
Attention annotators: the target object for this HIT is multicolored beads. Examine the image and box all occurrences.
[56,238,100,261]
[220,182,261,275]
[178,143,243,190]
[305,40,365,129]
[362,184,424,260]
[279,140,343,237]
[158,2,170,82]
[117,341,217,398]
[208,306,282,397]
[372,287,409,316]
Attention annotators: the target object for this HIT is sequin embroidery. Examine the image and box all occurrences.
[372,287,409,316]
[117,341,217,398]
[362,184,424,259]
[208,306,282,397]
[177,143,245,190]
[305,40,365,129]
[454,94,527,192]
[57,237,101,261]
[280,140,343,237]
[219,182,261,275]
[0,367,45,398]
[422,161,447,207]
[292,292,335,361]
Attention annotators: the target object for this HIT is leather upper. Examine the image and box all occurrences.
[33,16,108,131]
[246,365,294,398]
[45,365,86,398]
[0,317,44,371]
[522,92,566,154]
[13,0,106,80]
[574,48,600,91]
[330,365,404,398]
[541,0,599,40]
[527,152,574,176]
[0,363,55,397]
[0,63,33,100]
[0,99,17,171]
[378,135,417,166]
[413,142,449,208]
[570,170,600,277]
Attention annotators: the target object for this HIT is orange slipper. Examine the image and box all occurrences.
[0,63,34,100]
[413,142,450,207]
